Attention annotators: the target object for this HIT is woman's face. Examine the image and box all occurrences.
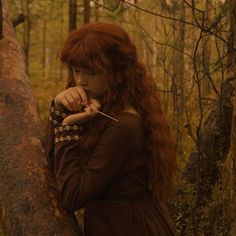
[72,66,110,100]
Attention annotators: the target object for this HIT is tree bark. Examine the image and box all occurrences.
[202,0,213,98]
[23,0,30,75]
[172,1,185,160]
[175,77,235,235]
[69,0,77,31]
[0,1,82,235]
[94,1,100,22]
[0,0,3,40]
[230,80,236,234]
[228,0,236,234]
[227,0,236,76]
[12,14,25,27]
[184,77,234,201]
[59,0,65,81]
[42,19,47,79]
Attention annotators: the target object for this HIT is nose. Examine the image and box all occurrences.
[74,73,88,87]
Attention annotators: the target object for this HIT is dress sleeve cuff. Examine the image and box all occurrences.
[49,99,71,124]
[54,124,83,144]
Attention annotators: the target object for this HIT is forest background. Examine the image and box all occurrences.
[1,0,236,235]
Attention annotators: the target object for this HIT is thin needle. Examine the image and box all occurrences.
[80,102,119,122]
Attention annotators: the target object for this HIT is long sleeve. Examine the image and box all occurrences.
[53,119,132,212]
[44,99,81,173]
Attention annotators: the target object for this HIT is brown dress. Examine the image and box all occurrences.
[45,100,177,236]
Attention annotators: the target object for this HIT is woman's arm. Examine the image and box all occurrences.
[44,99,74,172]
[53,119,132,212]
[44,97,99,172]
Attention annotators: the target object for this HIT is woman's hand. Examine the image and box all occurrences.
[54,86,88,113]
[62,99,102,126]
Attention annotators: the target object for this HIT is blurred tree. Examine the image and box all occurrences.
[84,0,90,24]
[94,0,100,22]
[69,0,77,31]
[59,0,66,80]
[227,0,236,76]
[42,11,48,80]
[172,0,186,160]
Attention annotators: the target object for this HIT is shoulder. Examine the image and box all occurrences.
[104,112,142,136]
[96,112,144,148]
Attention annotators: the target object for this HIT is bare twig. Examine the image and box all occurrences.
[120,0,236,51]
[183,0,203,14]
[124,3,192,58]
[91,0,121,11]
[184,107,197,145]
[12,14,25,27]
[191,16,205,234]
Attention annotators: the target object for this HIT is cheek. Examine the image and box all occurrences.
[100,76,109,90]
[74,79,79,86]
[98,82,109,93]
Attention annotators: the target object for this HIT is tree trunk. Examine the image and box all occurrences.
[42,19,47,80]
[228,0,236,234]
[23,0,30,75]
[230,81,236,234]
[227,0,236,76]
[175,77,235,235]
[202,0,213,98]
[0,1,82,235]
[0,0,3,40]
[59,0,65,81]
[69,0,77,31]
[172,1,185,160]
[94,1,99,22]
[184,77,234,200]
[83,0,90,24]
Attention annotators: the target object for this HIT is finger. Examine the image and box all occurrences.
[84,106,93,115]
[61,97,74,112]
[63,112,91,125]
[74,86,88,105]
[84,106,98,118]
[69,88,83,108]
[70,89,81,103]
[88,98,102,110]
[69,90,84,110]
[65,94,79,111]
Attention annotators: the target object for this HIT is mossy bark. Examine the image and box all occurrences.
[0,0,82,235]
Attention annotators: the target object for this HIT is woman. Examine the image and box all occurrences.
[45,22,178,235]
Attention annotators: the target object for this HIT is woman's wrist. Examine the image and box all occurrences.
[62,112,92,126]
[54,98,68,113]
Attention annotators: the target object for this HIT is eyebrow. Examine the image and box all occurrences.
[72,66,95,73]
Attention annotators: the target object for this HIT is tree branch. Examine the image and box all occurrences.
[125,4,192,58]
[91,0,121,11]
[121,0,236,51]
[12,14,25,27]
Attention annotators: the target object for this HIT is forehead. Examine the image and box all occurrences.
[71,65,108,76]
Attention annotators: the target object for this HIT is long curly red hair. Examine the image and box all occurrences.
[59,22,178,205]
